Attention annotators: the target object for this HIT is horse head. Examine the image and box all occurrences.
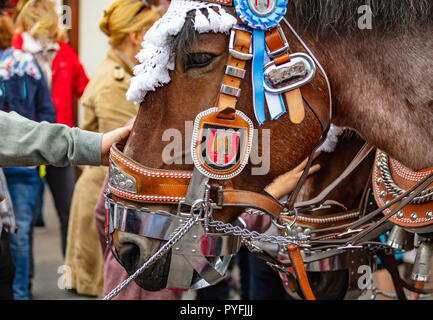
[105,0,433,295]
[107,0,330,292]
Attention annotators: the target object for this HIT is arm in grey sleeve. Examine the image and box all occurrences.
[0,111,103,167]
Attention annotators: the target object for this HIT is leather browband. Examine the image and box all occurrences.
[109,144,284,217]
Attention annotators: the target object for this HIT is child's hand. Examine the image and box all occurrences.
[265,153,321,200]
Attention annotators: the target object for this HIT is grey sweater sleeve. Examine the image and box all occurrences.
[0,111,103,167]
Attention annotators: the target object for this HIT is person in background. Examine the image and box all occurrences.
[0,10,55,300]
[64,0,162,298]
[13,0,89,258]
[0,168,16,300]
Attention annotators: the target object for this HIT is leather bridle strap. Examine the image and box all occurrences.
[295,143,375,211]
[287,244,316,300]
[217,28,252,119]
[264,26,305,125]
[309,172,433,244]
[376,250,407,300]
[350,171,433,245]
[376,250,433,295]
[219,189,283,218]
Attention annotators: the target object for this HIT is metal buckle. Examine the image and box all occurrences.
[337,244,364,250]
[263,52,316,94]
[229,25,253,61]
[265,25,290,59]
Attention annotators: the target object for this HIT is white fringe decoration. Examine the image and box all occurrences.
[126,0,237,106]
[317,124,346,153]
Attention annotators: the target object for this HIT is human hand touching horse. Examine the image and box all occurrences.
[242,152,321,234]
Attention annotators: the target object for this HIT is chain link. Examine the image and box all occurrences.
[207,220,311,248]
[103,202,309,300]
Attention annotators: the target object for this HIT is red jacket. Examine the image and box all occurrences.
[12,34,89,127]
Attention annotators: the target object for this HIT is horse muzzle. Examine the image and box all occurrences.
[105,193,245,290]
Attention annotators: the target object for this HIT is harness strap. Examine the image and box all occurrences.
[295,143,375,210]
[110,144,286,217]
[376,250,407,300]
[287,244,316,300]
[219,189,283,218]
[217,28,252,119]
[265,27,305,124]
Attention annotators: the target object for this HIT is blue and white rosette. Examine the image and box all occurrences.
[234,0,288,30]
[233,0,288,125]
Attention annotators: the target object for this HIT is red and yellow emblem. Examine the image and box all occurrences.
[192,108,254,180]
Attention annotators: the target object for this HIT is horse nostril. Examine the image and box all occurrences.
[117,242,141,272]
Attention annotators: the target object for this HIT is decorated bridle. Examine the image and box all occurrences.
[105,0,332,299]
[104,0,433,300]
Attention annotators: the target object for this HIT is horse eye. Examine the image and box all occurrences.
[184,53,216,71]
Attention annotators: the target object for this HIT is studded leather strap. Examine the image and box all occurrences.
[216,29,252,119]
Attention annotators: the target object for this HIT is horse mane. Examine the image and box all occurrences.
[166,10,199,58]
[290,0,433,38]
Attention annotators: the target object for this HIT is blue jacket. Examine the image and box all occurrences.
[0,48,56,179]
[0,47,55,123]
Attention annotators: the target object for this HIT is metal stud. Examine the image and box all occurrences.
[410,213,418,221]
[397,211,404,219]
[376,178,383,185]
[220,84,241,97]
[426,211,433,219]
[380,191,386,199]
[225,65,246,79]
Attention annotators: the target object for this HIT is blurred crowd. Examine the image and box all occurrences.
[0,0,167,300]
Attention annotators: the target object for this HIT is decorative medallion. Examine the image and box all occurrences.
[192,108,254,180]
[234,0,288,30]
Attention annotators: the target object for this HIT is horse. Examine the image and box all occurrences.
[105,0,433,296]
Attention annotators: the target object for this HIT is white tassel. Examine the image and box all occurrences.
[206,7,221,33]
[218,8,237,33]
[127,0,239,106]
[194,8,211,33]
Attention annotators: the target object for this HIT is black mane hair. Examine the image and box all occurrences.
[167,0,433,55]
[290,0,433,38]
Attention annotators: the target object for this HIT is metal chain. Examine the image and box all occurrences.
[103,202,308,300]
[102,214,198,300]
[207,220,311,248]
[379,153,433,204]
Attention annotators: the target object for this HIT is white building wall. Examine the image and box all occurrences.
[79,0,113,78]
[76,0,113,125]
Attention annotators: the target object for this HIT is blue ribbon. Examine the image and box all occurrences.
[263,52,286,121]
[252,29,266,126]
